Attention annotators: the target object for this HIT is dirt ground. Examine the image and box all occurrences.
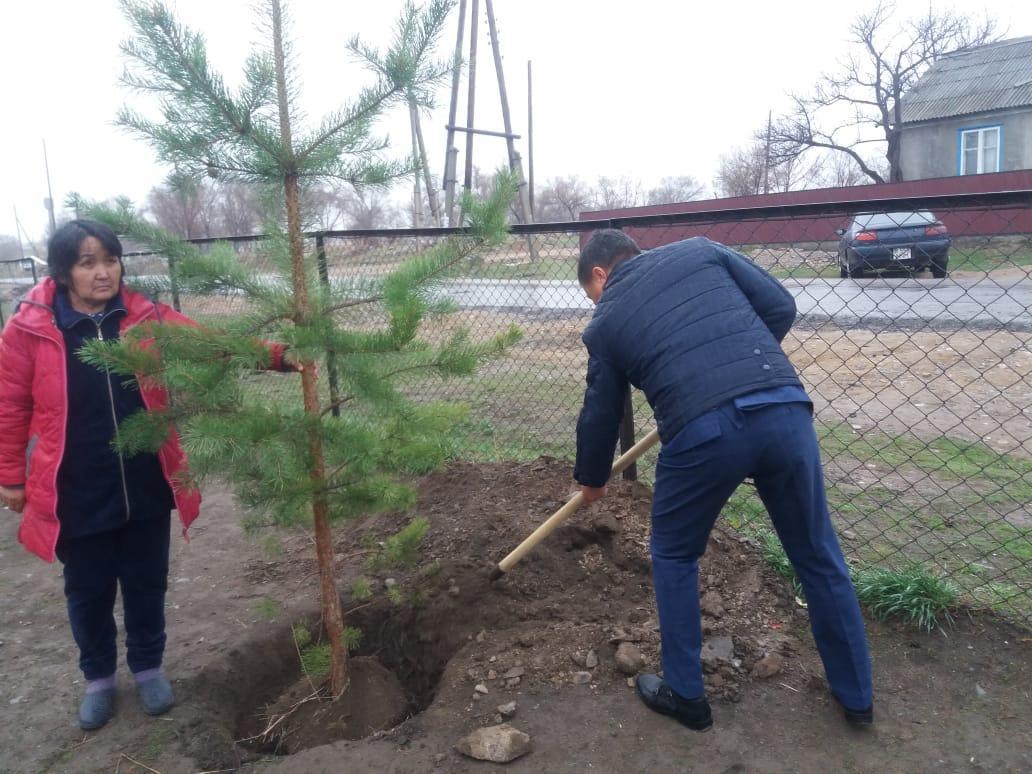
[1,460,1029,774]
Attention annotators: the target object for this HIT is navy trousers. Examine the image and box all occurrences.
[55,512,172,681]
[650,400,872,711]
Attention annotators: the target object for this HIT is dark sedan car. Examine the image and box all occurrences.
[836,211,951,278]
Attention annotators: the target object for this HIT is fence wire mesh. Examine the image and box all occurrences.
[6,191,1028,626]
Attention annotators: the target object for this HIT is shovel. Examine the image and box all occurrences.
[489,428,661,581]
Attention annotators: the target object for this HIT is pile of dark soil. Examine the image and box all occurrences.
[185,458,815,766]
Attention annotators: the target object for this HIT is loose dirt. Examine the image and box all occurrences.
[1,460,1028,773]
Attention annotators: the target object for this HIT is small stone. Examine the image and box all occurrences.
[493,713,504,723]
[455,724,532,763]
[489,655,497,663]
[515,635,534,648]
[626,677,635,688]
[700,636,735,667]
[433,753,447,766]
[448,585,461,597]
[842,529,858,540]
[592,514,620,534]
[505,677,521,689]
[474,683,489,695]
[708,673,725,687]
[502,666,526,680]
[572,671,592,684]
[700,591,725,618]
[497,701,517,718]
[751,653,785,679]
[487,669,497,680]
[385,577,397,588]
[570,651,587,668]
[975,684,987,698]
[585,649,599,669]
[615,642,645,675]
[475,630,486,643]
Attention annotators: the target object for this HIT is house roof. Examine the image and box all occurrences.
[900,36,1032,124]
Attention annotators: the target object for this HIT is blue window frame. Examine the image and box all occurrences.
[957,125,1002,175]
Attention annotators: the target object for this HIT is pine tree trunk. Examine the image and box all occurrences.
[271,0,349,697]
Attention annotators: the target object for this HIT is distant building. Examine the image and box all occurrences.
[899,37,1032,180]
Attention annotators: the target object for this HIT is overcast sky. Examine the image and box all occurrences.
[2,0,1029,244]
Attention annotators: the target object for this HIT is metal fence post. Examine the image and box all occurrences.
[168,253,182,312]
[315,234,342,418]
[619,388,637,481]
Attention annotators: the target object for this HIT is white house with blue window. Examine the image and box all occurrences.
[898,36,1032,180]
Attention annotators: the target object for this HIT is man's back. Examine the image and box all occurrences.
[581,237,803,443]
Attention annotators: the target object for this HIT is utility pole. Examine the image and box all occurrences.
[527,59,535,219]
[442,0,467,226]
[763,110,772,195]
[409,101,423,228]
[42,139,57,235]
[484,0,533,226]
[462,0,480,199]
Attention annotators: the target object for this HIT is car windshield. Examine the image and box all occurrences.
[853,211,937,230]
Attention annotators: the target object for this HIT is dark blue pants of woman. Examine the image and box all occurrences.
[55,512,171,681]
[651,400,872,711]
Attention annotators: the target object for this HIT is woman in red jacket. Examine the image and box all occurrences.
[0,219,290,730]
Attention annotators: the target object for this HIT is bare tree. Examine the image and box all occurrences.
[341,187,402,230]
[714,137,824,198]
[769,2,997,183]
[593,176,645,210]
[821,154,870,188]
[534,176,594,221]
[0,235,22,262]
[646,176,706,205]
[146,176,217,239]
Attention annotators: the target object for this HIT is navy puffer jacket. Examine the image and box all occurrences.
[574,237,803,487]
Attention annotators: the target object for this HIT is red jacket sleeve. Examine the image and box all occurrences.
[0,326,35,486]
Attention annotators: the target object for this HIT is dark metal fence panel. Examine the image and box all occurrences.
[23,190,1029,626]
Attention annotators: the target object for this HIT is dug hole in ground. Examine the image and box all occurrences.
[1,459,1028,773]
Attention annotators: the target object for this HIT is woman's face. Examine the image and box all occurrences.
[67,236,121,313]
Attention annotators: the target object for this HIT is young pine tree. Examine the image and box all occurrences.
[79,0,519,697]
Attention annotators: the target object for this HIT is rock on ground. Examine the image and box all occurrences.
[455,724,532,763]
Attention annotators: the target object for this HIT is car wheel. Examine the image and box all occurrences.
[848,264,865,279]
[931,254,948,279]
[839,265,849,279]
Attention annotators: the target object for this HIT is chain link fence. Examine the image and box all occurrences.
[5,190,1028,626]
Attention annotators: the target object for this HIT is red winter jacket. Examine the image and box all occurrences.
[0,280,284,562]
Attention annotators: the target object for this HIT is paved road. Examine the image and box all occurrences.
[4,275,1031,330]
[432,276,1032,330]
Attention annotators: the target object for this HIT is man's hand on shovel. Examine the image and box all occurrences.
[580,485,607,504]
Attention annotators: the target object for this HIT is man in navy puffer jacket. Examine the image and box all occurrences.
[574,230,872,731]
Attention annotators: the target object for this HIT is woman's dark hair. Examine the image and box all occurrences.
[577,229,641,284]
[46,219,124,287]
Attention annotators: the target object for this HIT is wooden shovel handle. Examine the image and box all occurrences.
[493,428,661,577]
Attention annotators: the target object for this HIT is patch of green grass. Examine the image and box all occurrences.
[254,597,282,620]
[852,564,957,631]
[770,264,841,279]
[817,423,1032,503]
[140,724,177,760]
[948,245,1032,273]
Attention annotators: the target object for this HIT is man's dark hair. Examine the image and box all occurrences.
[578,229,641,284]
[46,219,124,287]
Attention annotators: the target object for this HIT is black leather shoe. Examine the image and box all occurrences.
[635,673,713,731]
[842,704,873,726]
[834,696,873,727]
